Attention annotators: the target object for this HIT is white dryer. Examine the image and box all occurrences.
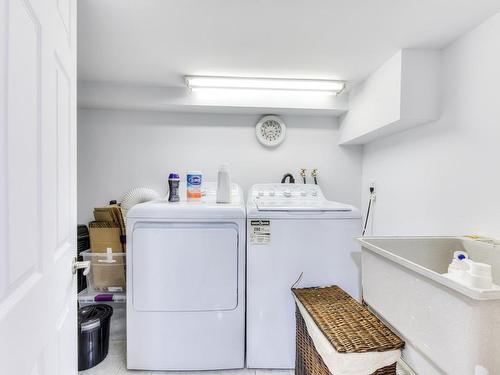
[126,183,245,371]
[246,183,362,369]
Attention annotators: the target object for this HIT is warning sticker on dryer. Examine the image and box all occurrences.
[250,220,271,245]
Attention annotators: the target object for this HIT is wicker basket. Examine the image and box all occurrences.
[293,286,404,375]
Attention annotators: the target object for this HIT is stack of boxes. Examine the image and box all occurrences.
[86,204,126,291]
[78,203,127,340]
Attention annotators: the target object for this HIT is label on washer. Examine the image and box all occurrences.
[250,220,271,245]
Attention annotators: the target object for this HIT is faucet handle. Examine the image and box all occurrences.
[311,169,318,185]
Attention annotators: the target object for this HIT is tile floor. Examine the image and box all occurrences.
[79,341,294,375]
[80,340,411,375]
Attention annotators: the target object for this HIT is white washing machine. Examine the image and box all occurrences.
[126,183,245,371]
[246,183,362,369]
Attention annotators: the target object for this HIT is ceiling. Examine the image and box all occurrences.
[78,0,500,87]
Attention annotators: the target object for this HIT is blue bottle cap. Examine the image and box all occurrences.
[168,173,180,180]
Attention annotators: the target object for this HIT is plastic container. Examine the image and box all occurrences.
[216,164,231,203]
[78,290,126,341]
[464,260,493,289]
[446,251,495,289]
[78,304,113,371]
[168,172,180,202]
[81,249,126,292]
[187,171,202,201]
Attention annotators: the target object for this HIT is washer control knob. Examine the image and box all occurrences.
[300,190,307,197]
[284,189,292,197]
[269,190,275,196]
[312,190,318,196]
[258,191,264,197]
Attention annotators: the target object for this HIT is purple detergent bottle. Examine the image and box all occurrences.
[168,173,180,202]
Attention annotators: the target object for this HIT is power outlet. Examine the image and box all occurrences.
[369,182,376,201]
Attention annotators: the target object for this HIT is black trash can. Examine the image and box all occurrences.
[78,304,113,371]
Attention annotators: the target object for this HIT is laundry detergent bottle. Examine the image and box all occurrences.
[216,164,231,203]
[168,173,180,202]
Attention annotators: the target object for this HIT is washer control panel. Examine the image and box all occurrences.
[249,183,352,212]
[251,183,322,200]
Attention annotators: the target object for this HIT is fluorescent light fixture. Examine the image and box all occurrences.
[185,76,345,94]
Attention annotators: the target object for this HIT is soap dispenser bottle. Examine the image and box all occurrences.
[216,163,231,203]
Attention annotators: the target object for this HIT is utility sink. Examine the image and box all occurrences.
[358,236,500,375]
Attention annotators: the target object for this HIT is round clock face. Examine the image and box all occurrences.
[256,116,286,147]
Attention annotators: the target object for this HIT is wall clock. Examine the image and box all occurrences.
[255,115,286,147]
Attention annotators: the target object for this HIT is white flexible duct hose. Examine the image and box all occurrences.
[120,187,161,220]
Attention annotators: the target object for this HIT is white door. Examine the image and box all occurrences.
[0,0,77,374]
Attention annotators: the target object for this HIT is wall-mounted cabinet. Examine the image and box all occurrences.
[339,49,440,145]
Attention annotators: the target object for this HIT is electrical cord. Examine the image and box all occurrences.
[362,186,375,236]
[291,272,304,289]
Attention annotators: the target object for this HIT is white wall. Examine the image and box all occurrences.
[362,12,500,237]
[78,110,362,223]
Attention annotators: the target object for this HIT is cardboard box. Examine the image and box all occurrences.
[89,225,123,253]
[88,224,125,291]
[90,257,126,292]
[81,250,126,292]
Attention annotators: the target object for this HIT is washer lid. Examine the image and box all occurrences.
[247,201,360,219]
[246,183,361,219]
[255,199,352,212]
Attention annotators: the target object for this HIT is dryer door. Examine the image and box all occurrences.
[132,223,239,312]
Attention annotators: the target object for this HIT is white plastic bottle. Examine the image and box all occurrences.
[216,164,231,203]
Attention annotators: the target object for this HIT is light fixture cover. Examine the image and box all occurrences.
[185,76,345,94]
